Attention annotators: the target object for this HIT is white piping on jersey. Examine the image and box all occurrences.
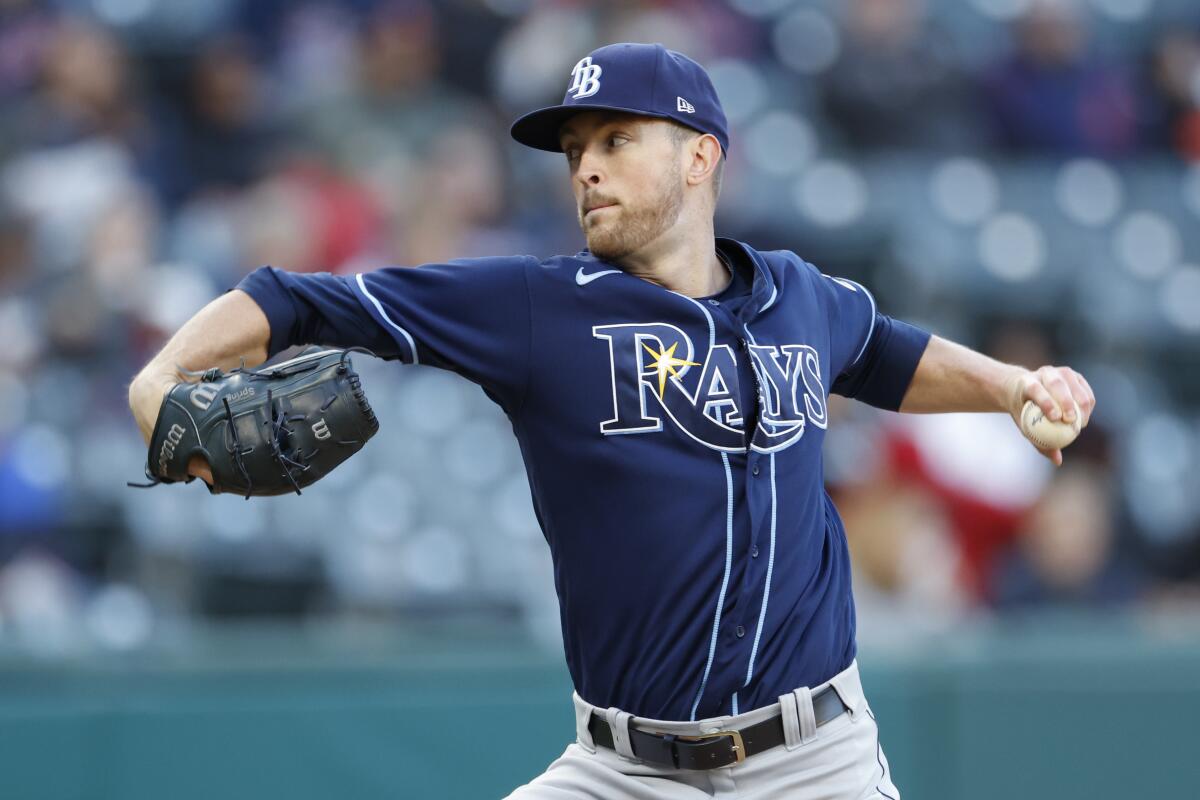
[826,276,876,368]
[679,293,781,719]
[736,322,779,708]
[760,284,778,312]
[690,451,736,722]
[681,291,731,720]
[676,293,717,351]
[743,451,777,690]
[267,348,343,369]
[355,273,420,365]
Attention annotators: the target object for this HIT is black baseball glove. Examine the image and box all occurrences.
[134,347,379,497]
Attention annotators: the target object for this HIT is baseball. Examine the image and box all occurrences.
[1020,399,1082,450]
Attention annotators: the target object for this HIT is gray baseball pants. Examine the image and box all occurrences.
[505,661,899,800]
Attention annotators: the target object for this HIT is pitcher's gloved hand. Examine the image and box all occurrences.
[134,347,379,497]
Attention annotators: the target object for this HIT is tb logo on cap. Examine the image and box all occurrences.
[568,56,602,99]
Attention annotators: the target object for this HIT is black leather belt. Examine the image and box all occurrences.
[587,686,847,770]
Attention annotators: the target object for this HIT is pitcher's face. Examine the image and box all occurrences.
[560,112,685,263]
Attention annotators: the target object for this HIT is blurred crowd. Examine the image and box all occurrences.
[1,0,1199,656]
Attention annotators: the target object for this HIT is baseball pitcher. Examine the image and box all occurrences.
[128,43,1094,799]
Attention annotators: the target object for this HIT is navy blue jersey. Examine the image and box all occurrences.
[237,238,930,721]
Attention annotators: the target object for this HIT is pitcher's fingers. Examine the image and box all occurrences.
[1037,366,1077,422]
[1065,370,1094,426]
[1076,370,1096,414]
[1031,442,1064,467]
[1025,376,1062,421]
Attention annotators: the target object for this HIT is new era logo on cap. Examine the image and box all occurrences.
[676,96,695,114]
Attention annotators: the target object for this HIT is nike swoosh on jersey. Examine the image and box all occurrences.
[576,267,622,286]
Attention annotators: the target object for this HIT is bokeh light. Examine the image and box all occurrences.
[708,59,769,126]
[1088,0,1155,22]
[773,8,841,75]
[1114,211,1182,279]
[1055,159,1123,227]
[729,0,796,19]
[930,157,999,226]
[1161,265,1200,333]
[745,111,817,176]
[794,160,868,227]
[979,212,1046,281]
[969,0,1034,21]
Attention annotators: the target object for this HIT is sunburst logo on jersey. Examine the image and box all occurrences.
[641,341,700,399]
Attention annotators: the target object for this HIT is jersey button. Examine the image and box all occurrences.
[751,545,760,558]
[735,625,746,638]
[752,464,760,476]
[707,299,719,306]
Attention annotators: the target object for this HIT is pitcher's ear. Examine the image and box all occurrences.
[686,133,722,189]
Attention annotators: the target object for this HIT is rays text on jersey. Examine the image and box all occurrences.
[593,323,827,453]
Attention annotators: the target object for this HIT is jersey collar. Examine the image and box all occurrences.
[575,239,780,316]
[716,237,779,317]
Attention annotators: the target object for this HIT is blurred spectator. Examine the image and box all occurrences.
[293,0,499,266]
[864,321,1061,603]
[832,399,971,636]
[1145,30,1200,161]
[390,122,529,264]
[0,199,31,293]
[298,1,486,174]
[26,19,135,145]
[983,0,1138,156]
[236,157,383,273]
[822,0,981,152]
[9,17,172,188]
[2,18,161,277]
[992,463,1143,609]
[172,34,279,202]
[0,0,55,106]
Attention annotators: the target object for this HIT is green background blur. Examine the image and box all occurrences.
[4,619,1198,798]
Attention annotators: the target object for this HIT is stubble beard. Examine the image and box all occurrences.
[580,162,684,263]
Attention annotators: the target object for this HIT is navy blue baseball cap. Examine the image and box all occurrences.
[510,43,729,156]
